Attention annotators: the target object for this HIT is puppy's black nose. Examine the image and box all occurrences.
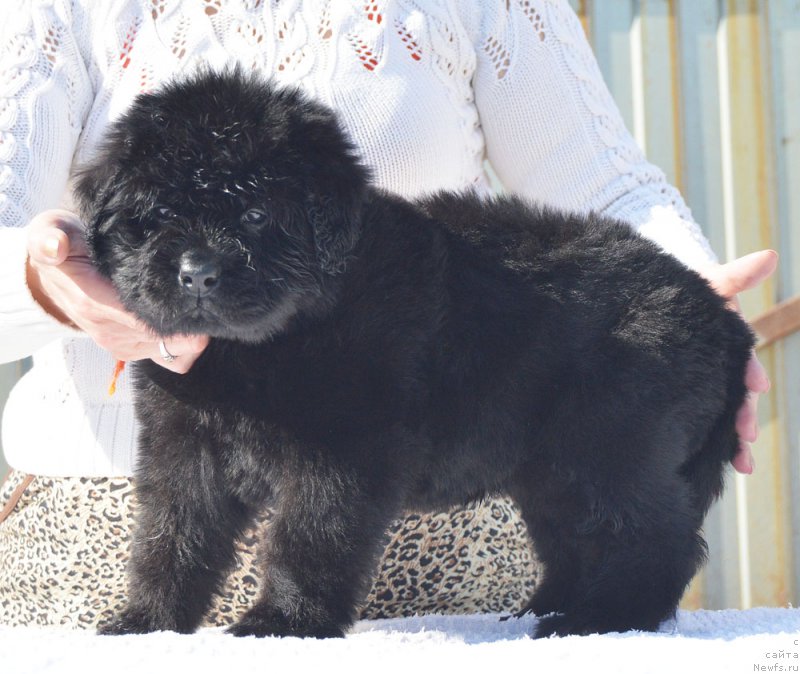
[178,252,221,297]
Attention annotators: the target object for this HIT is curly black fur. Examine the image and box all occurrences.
[75,69,754,639]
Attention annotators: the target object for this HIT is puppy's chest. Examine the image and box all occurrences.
[175,346,402,441]
[198,407,290,498]
[229,339,421,434]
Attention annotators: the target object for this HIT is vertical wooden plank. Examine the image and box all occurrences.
[721,0,790,609]
[669,0,741,611]
[567,0,591,41]
[568,0,595,74]
[637,0,682,185]
[675,0,727,257]
[766,0,800,603]
[674,0,773,612]
[589,0,638,134]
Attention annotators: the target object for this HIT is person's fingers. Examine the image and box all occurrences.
[27,209,89,265]
[62,270,145,332]
[25,210,211,376]
[696,255,776,477]
[108,335,207,366]
[745,351,770,394]
[160,350,202,375]
[731,442,755,475]
[175,334,210,355]
[703,250,778,299]
[736,393,758,444]
[729,355,768,475]
[28,217,72,266]
[147,335,210,374]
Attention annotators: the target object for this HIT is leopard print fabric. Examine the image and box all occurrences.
[0,471,539,628]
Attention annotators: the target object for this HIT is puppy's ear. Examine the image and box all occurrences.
[307,186,364,275]
[288,97,370,275]
[72,159,116,227]
[71,143,128,276]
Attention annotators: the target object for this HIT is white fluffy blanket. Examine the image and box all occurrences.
[3,609,800,673]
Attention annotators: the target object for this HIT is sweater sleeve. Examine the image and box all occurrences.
[0,0,93,362]
[0,226,80,364]
[470,0,717,269]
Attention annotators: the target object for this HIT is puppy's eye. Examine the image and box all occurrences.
[241,208,268,226]
[154,205,177,221]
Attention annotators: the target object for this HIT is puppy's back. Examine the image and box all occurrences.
[419,190,661,277]
[419,189,754,480]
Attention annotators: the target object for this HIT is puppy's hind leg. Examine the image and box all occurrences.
[508,481,586,621]
[99,424,252,635]
[528,475,706,638]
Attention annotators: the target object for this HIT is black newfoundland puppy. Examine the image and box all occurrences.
[76,69,753,639]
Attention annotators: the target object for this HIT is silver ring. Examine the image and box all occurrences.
[159,340,176,363]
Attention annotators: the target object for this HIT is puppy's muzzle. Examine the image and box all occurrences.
[178,251,221,297]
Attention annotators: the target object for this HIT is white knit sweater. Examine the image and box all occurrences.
[0,0,717,477]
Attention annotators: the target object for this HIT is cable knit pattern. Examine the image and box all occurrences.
[0,0,718,477]
[0,2,91,227]
[539,2,715,263]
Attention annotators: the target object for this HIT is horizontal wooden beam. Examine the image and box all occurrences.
[751,295,800,349]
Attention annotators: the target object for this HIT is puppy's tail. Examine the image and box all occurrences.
[680,310,754,518]
[681,407,739,518]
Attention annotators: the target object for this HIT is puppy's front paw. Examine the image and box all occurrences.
[228,604,344,639]
[98,605,183,636]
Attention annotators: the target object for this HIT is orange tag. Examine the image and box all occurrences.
[108,360,126,396]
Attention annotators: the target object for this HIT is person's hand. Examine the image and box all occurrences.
[698,250,778,474]
[25,209,208,374]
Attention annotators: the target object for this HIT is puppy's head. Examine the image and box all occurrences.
[75,68,368,342]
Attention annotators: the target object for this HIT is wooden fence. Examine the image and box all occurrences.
[568,0,800,609]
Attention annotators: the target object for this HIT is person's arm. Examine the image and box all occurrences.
[0,1,93,361]
[0,226,80,363]
[470,1,713,268]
